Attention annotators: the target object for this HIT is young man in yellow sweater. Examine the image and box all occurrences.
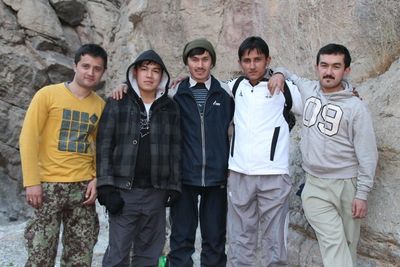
[19,44,107,267]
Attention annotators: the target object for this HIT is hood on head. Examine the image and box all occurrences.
[126,49,170,99]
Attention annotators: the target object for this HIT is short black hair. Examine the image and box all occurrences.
[74,43,108,69]
[238,36,269,60]
[134,60,162,69]
[187,48,207,60]
[317,44,351,68]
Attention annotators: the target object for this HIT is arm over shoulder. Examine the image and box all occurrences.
[273,67,310,86]
[219,80,234,98]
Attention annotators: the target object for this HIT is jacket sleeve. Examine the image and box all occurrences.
[286,81,303,115]
[273,67,314,91]
[91,121,100,179]
[352,102,378,200]
[169,104,182,192]
[274,67,300,83]
[19,89,49,187]
[96,98,117,187]
[91,100,105,179]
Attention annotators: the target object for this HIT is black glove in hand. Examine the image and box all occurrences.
[97,185,112,206]
[97,186,125,215]
[165,190,181,207]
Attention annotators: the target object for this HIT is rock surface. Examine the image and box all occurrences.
[50,0,87,26]
[0,0,399,266]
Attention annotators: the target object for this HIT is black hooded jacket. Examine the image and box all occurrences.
[96,50,181,192]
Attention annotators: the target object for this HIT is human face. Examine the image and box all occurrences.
[73,54,105,90]
[316,54,351,93]
[187,51,212,83]
[133,62,162,95]
[239,49,271,86]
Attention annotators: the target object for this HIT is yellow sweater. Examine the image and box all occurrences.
[20,83,105,187]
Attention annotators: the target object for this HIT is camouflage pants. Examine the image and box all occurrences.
[24,181,99,267]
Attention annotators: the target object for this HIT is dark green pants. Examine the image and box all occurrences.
[24,181,99,267]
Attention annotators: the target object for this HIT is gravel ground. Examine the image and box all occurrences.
[0,205,201,267]
[0,208,108,267]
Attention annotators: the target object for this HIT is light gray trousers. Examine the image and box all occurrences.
[227,171,292,267]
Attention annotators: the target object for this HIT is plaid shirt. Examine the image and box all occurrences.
[96,90,181,192]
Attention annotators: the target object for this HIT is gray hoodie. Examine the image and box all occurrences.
[275,67,378,200]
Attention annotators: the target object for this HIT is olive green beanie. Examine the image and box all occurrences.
[182,38,216,66]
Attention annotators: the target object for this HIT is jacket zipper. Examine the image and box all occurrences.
[200,115,206,186]
[188,91,209,187]
[127,100,140,188]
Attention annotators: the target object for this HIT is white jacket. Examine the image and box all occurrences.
[228,77,302,175]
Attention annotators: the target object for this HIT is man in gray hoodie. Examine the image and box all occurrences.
[269,44,378,267]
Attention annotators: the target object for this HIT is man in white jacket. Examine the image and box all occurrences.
[226,36,303,266]
[270,43,378,267]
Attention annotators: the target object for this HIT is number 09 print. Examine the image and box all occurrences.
[302,96,343,137]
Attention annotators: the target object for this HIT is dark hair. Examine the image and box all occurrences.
[238,36,269,60]
[316,44,351,68]
[74,43,108,69]
[187,48,207,59]
[134,60,162,69]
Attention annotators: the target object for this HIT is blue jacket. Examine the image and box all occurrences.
[172,76,234,186]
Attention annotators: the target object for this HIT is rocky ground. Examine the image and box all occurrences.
[0,205,201,267]
[0,205,108,267]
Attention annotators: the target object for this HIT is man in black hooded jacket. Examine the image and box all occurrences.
[96,50,181,266]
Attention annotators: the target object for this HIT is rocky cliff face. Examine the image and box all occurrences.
[0,0,399,266]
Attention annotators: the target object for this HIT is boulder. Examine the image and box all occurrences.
[355,59,400,266]
[2,0,23,11]
[37,51,75,83]
[0,0,25,45]
[0,102,27,222]
[49,0,86,26]
[29,34,67,53]
[16,0,64,40]
[0,47,49,109]
[62,25,82,54]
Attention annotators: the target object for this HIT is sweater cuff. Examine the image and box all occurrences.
[355,190,368,201]
[96,176,115,188]
[23,179,41,188]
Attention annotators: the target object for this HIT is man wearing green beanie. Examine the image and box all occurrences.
[182,38,217,67]
[110,38,233,267]
[168,38,234,267]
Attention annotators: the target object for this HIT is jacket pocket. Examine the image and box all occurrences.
[270,126,280,161]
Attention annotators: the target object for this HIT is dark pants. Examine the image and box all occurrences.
[168,185,227,267]
[102,188,167,267]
